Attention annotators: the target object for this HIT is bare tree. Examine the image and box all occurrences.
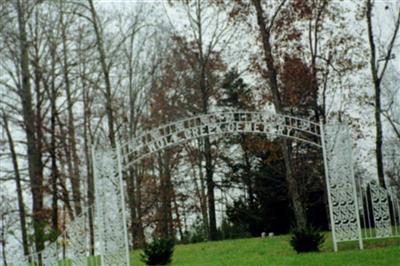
[1,111,29,257]
[251,0,307,228]
[86,0,117,148]
[169,0,236,240]
[366,0,400,188]
[59,1,83,217]
[15,0,45,255]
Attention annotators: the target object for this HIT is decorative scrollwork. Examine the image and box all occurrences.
[28,113,361,263]
[93,150,128,266]
[123,111,321,166]
[329,180,360,241]
[324,123,361,243]
[369,180,391,238]
[42,241,59,265]
[64,214,90,263]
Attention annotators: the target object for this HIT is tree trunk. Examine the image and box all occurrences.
[192,149,209,234]
[1,214,7,266]
[49,44,59,234]
[192,0,218,239]
[163,152,174,238]
[241,135,255,209]
[56,113,75,221]
[60,7,83,215]
[366,0,385,188]
[172,190,184,241]
[252,0,307,228]
[2,112,29,256]
[82,83,95,255]
[127,163,137,248]
[367,1,400,188]
[199,53,217,240]
[204,136,217,240]
[157,152,174,239]
[157,152,167,237]
[135,168,145,247]
[16,0,45,256]
[88,0,116,148]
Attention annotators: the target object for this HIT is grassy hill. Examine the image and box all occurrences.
[129,234,400,266]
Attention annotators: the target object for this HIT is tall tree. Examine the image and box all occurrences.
[1,111,29,256]
[366,0,400,188]
[118,9,160,247]
[76,24,96,253]
[251,0,307,228]
[170,0,233,239]
[46,24,60,233]
[15,0,45,255]
[87,0,117,148]
[59,1,83,216]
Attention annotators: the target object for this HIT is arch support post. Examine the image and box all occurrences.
[321,121,363,251]
[92,145,131,265]
[320,120,338,252]
[116,142,131,266]
[92,146,105,265]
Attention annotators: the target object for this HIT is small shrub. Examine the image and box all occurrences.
[140,238,175,265]
[188,218,208,243]
[290,226,325,253]
[218,219,250,240]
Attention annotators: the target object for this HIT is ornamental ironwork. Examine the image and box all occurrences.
[369,181,392,238]
[122,111,322,166]
[12,111,382,265]
[321,123,363,251]
[6,209,94,265]
[92,148,130,266]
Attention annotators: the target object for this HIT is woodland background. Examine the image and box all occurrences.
[0,0,399,262]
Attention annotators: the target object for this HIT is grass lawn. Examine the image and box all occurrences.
[130,234,400,266]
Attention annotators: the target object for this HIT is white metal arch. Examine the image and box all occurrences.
[120,111,322,169]
[91,111,363,266]
[15,112,365,265]
[112,112,365,254]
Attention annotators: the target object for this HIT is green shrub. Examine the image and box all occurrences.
[188,218,208,243]
[218,219,250,240]
[290,226,325,253]
[140,238,175,265]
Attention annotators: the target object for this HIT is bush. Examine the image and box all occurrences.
[290,226,325,253]
[218,219,250,240]
[140,238,175,265]
[188,217,208,243]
